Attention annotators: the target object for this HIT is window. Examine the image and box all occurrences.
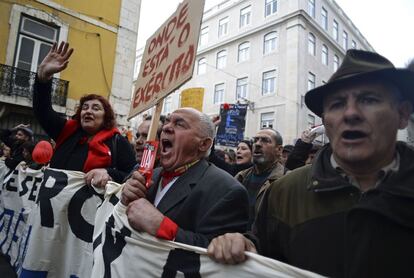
[261,112,274,128]
[15,16,59,72]
[265,0,277,17]
[332,20,338,41]
[216,50,227,69]
[214,83,225,104]
[308,0,315,18]
[236,77,248,100]
[163,96,172,114]
[197,58,206,75]
[308,72,316,91]
[199,27,209,46]
[263,32,277,54]
[322,44,328,65]
[308,33,316,56]
[240,6,251,27]
[238,42,250,62]
[262,70,276,95]
[218,17,229,37]
[307,114,316,128]
[352,40,357,49]
[342,31,348,49]
[333,55,339,71]
[321,7,328,30]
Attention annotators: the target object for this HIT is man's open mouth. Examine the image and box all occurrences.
[342,130,367,140]
[161,139,173,153]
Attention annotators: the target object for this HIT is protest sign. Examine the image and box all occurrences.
[216,103,248,147]
[128,0,206,119]
[180,87,204,111]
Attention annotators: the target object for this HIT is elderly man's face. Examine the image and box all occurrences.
[322,81,411,169]
[160,109,210,171]
[252,129,282,167]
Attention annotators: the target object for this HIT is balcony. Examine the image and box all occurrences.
[0,63,69,107]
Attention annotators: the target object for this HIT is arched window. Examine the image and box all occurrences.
[264,32,277,54]
[238,42,250,62]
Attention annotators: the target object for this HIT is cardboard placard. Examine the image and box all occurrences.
[128,0,206,119]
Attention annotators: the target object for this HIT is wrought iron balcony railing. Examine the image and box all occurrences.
[0,63,69,107]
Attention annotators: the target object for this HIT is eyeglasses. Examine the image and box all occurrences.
[252,136,272,144]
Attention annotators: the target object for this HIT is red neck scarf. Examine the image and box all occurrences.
[161,160,199,188]
[55,119,120,173]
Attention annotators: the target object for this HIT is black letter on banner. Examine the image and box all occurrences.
[102,215,131,278]
[161,249,201,278]
[29,177,43,202]
[68,186,103,242]
[5,169,18,192]
[20,176,32,196]
[37,169,68,228]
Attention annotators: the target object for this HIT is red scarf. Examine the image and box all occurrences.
[55,120,120,173]
[160,160,199,188]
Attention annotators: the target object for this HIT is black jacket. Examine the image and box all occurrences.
[33,78,136,182]
[254,142,414,277]
[0,129,26,170]
[284,139,313,170]
[147,159,249,248]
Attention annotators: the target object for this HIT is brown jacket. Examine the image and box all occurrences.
[235,162,285,220]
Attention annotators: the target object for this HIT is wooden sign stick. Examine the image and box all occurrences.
[147,101,164,141]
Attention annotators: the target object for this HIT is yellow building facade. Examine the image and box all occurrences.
[0,0,141,137]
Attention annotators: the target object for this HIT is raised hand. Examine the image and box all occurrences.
[37,41,74,82]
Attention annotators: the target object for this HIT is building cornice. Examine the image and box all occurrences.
[325,0,374,51]
[34,0,118,33]
[197,10,306,56]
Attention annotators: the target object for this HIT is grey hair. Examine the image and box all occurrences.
[198,112,215,157]
[198,112,215,139]
[260,128,283,146]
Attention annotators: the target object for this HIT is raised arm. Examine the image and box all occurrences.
[34,41,74,139]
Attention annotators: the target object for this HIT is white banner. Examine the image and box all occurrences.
[0,166,323,278]
[20,168,105,278]
[0,162,43,271]
[92,184,323,278]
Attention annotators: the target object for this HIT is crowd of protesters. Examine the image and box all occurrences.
[1,40,414,278]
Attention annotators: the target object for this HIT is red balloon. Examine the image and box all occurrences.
[32,141,53,164]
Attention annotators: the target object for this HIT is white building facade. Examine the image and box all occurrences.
[135,0,374,144]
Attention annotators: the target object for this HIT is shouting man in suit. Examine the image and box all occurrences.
[121,108,249,247]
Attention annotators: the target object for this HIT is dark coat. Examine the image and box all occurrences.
[33,78,136,183]
[147,159,249,248]
[254,142,414,278]
[0,129,26,170]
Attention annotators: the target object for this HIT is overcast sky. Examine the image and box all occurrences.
[137,0,414,67]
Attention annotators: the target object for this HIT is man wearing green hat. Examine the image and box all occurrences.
[207,50,414,277]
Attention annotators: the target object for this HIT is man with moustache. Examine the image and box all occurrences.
[207,50,414,277]
[121,108,249,247]
[235,129,285,227]
[134,114,165,165]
